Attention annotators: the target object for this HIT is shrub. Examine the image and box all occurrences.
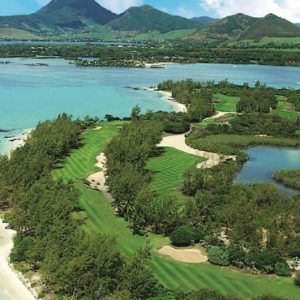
[170,226,201,247]
[294,271,300,287]
[228,245,247,268]
[274,261,291,277]
[246,249,279,273]
[208,246,230,266]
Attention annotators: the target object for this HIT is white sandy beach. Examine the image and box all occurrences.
[0,219,36,300]
[144,87,187,113]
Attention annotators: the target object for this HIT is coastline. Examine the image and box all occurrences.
[0,129,31,156]
[143,87,187,113]
[0,219,36,300]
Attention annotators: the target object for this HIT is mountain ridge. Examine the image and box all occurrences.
[0,0,299,42]
[190,13,300,41]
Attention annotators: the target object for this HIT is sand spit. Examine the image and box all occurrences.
[144,87,187,113]
[0,219,36,300]
[159,133,236,169]
[158,246,208,263]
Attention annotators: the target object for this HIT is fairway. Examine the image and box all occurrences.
[53,122,300,300]
[147,147,202,194]
[214,93,240,112]
[272,96,300,120]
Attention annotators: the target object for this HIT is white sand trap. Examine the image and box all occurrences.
[93,126,102,131]
[159,134,236,169]
[158,246,208,263]
[87,153,108,192]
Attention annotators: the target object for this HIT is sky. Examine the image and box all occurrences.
[1,0,300,22]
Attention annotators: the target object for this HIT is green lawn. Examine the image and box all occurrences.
[214,93,240,112]
[272,96,300,120]
[147,147,203,195]
[53,122,300,300]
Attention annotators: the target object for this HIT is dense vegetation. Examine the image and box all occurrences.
[2,43,300,67]
[108,5,199,33]
[0,115,164,299]
[105,117,300,279]
[103,80,300,281]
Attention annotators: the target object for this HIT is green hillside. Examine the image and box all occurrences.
[191,13,300,41]
[108,5,200,34]
[0,0,117,35]
[241,14,300,39]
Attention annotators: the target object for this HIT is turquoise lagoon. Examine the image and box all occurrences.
[1,58,300,155]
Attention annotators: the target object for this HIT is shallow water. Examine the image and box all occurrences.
[235,147,300,193]
[1,59,300,154]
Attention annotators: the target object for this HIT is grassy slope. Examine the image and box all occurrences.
[133,29,197,41]
[214,93,240,112]
[53,122,300,299]
[272,96,300,120]
[258,36,300,45]
[147,147,202,195]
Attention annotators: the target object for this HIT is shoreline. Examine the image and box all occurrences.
[0,219,36,300]
[0,129,32,156]
[143,87,187,113]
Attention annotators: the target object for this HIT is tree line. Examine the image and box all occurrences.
[0,114,163,299]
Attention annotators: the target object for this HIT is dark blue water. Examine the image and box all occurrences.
[235,147,300,193]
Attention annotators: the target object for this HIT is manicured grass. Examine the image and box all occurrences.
[147,147,203,195]
[194,114,236,129]
[214,93,240,112]
[272,97,300,120]
[53,122,300,300]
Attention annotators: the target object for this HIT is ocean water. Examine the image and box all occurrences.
[235,147,300,193]
[1,59,300,154]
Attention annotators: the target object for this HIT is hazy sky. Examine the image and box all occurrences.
[1,0,300,22]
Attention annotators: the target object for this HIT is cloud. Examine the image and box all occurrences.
[96,0,143,14]
[200,0,300,22]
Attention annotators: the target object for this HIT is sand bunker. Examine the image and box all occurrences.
[158,246,208,263]
[87,153,108,192]
[159,133,236,169]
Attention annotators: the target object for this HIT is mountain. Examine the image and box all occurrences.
[241,14,300,39]
[107,5,200,34]
[190,13,300,40]
[0,0,117,34]
[192,16,218,25]
[296,23,300,28]
[37,0,117,25]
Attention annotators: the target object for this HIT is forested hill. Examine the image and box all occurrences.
[0,0,117,34]
[107,5,200,33]
[191,13,300,40]
[0,0,300,41]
